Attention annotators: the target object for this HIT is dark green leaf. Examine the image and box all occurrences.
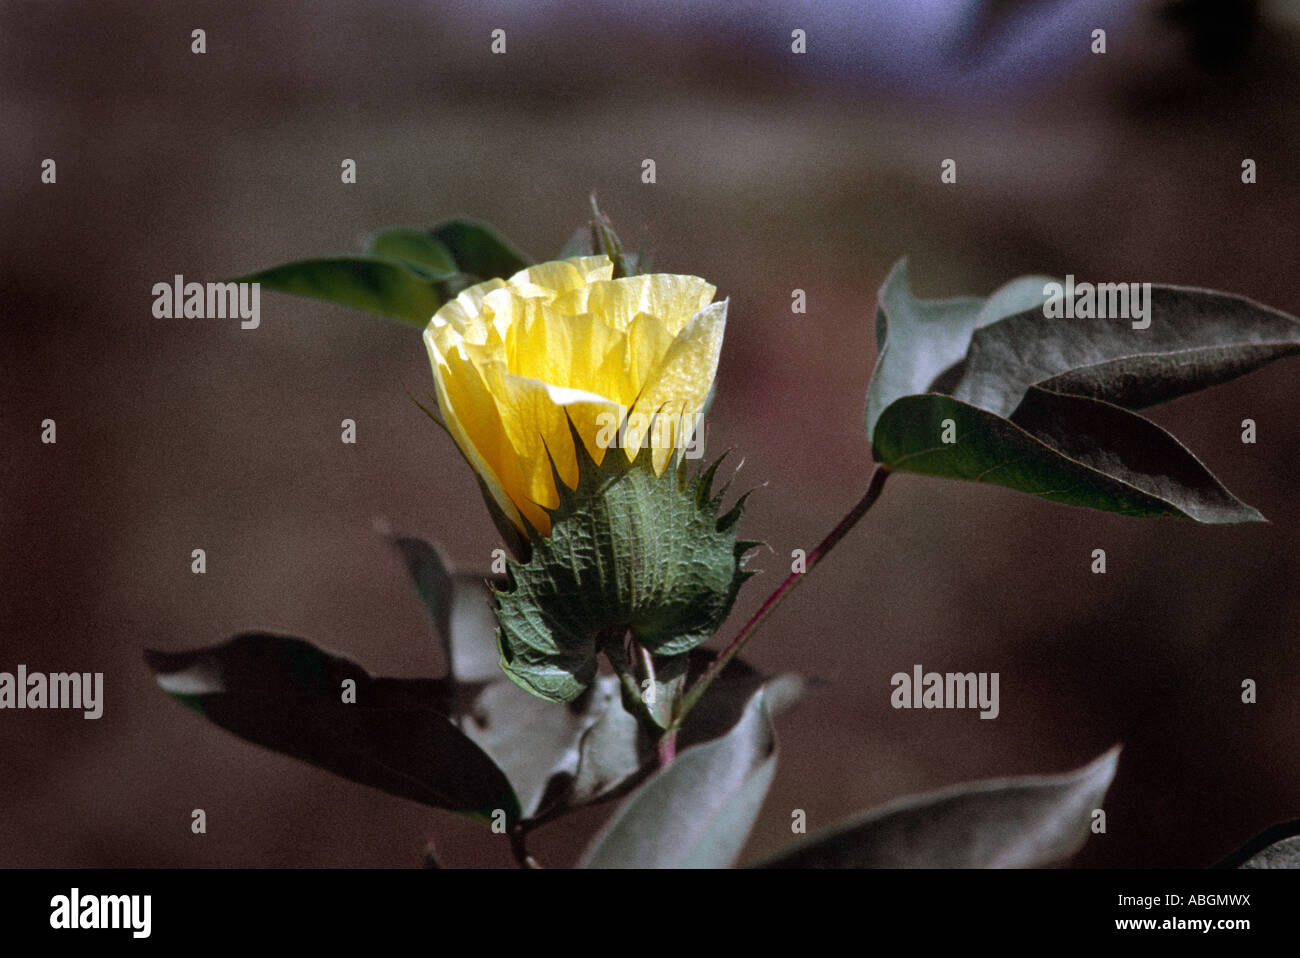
[758,746,1119,868]
[386,533,625,817]
[1216,819,1300,869]
[365,227,458,280]
[144,633,520,824]
[235,257,444,327]
[385,533,599,816]
[577,686,777,868]
[238,218,532,327]
[1011,386,1260,522]
[431,219,532,281]
[873,392,1261,522]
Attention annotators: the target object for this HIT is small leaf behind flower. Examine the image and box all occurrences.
[557,225,596,260]
[235,218,532,328]
[430,219,532,281]
[756,746,1119,868]
[577,685,778,868]
[235,257,447,327]
[365,227,459,280]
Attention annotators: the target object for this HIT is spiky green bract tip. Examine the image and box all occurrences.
[492,424,758,703]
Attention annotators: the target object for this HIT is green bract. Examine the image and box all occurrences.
[493,421,758,703]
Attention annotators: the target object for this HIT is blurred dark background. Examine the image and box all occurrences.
[3,0,1299,868]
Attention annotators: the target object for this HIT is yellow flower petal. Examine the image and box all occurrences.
[480,365,622,531]
[627,299,728,473]
[424,255,725,541]
[625,312,674,398]
[425,334,527,533]
[551,275,715,336]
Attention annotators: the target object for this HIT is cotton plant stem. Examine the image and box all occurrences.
[602,633,681,767]
[611,639,683,768]
[657,727,678,766]
[603,631,662,739]
[632,639,683,768]
[671,464,892,729]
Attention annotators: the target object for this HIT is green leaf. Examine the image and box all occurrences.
[757,746,1119,868]
[866,261,1299,522]
[430,219,532,281]
[144,633,520,825]
[235,257,445,327]
[237,218,532,328]
[866,262,1054,437]
[494,434,755,704]
[578,685,778,868]
[1216,819,1300,869]
[873,392,1261,522]
[365,227,459,280]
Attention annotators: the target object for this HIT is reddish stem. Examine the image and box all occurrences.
[657,727,678,767]
[673,465,891,727]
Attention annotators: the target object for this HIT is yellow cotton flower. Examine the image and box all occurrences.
[424,255,727,538]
